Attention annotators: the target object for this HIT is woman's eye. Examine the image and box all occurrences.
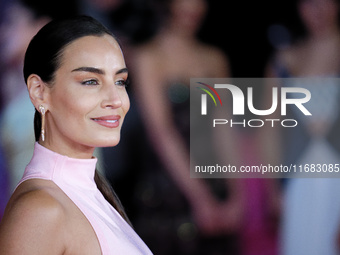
[115,79,129,87]
[81,79,99,86]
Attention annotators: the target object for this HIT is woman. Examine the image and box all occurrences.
[131,0,243,254]
[266,0,340,254]
[0,16,152,254]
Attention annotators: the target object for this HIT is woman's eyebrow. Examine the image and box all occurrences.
[71,67,128,75]
[116,68,128,75]
[72,66,105,75]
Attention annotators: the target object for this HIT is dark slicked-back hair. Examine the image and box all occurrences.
[24,15,114,83]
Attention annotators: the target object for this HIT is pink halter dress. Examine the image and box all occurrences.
[18,142,153,255]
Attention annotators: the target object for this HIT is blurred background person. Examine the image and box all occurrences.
[0,0,49,194]
[265,0,340,254]
[129,0,243,254]
[0,0,77,192]
[0,0,11,220]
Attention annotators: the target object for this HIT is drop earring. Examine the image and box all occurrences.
[39,105,46,142]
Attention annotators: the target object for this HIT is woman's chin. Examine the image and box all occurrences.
[96,136,121,148]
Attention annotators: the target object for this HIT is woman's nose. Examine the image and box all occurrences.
[101,85,123,109]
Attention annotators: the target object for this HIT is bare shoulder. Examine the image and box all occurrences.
[0,180,66,254]
[277,42,303,70]
[198,43,230,76]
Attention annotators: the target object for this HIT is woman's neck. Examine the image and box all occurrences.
[157,25,199,49]
[38,140,95,159]
[308,25,340,43]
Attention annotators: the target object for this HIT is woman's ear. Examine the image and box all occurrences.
[27,74,49,109]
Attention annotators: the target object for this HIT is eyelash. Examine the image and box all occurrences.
[81,78,129,87]
[81,79,99,86]
[115,79,129,88]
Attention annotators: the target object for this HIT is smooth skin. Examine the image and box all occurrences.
[0,34,129,254]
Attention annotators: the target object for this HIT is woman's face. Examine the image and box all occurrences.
[44,34,130,155]
[299,0,339,34]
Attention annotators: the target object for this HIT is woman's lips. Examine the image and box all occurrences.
[91,115,121,128]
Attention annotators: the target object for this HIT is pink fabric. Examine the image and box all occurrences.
[239,134,278,255]
[18,142,153,255]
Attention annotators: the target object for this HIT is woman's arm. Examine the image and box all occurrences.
[132,47,230,233]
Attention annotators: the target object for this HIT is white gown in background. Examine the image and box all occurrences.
[282,81,340,255]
